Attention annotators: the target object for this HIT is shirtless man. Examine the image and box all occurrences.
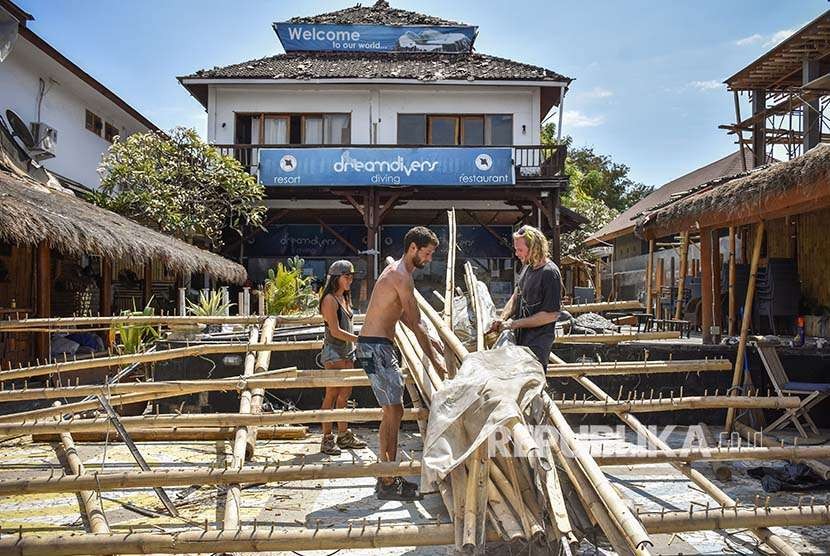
[356,226,447,501]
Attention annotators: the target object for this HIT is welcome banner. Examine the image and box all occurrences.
[273,23,477,53]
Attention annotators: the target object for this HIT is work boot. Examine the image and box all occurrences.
[377,476,422,501]
[336,429,367,449]
[320,433,341,455]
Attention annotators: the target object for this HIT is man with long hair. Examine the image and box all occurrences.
[488,225,562,369]
[356,226,446,501]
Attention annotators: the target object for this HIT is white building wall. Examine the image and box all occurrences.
[0,37,149,189]
[208,83,543,145]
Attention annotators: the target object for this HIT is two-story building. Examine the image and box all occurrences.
[0,0,158,191]
[179,1,584,307]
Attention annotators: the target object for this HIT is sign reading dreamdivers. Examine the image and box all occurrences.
[258,147,515,187]
[273,23,477,53]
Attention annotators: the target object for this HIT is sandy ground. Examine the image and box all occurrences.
[1,424,829,554]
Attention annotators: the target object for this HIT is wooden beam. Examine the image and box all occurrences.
[712,231,723,338]
[99,258,112,317]
[594,257,602,301]
[674,232,689,320]
[555,331,680,344]
[728,227,737,336]
[655,257,664,319]
[142,260,153,308]
[645,239,654,315]
[725,222,765,432]
[563,300,644,314]
[700,229,714,344]
[35,241,50,361]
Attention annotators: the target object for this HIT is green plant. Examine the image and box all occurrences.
[186,289,234,317]
[263,259,317,315]
[112,298,159,354]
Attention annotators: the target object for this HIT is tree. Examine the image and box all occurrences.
[93,127,265,247]
[561,160,619,259]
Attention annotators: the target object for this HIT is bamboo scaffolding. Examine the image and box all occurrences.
[32,426,307,443]
[563,300,644,314]
[246,316,278,458]
[0,460,421,496]
[0,340,323,382]
[733,421,830,480]
[0,408,429,437]
[224,325,260,531]
[53,403,109,535]
[571,372,799,556]
[699,422,732,481]
[0,523,500,556]
[555,331,680,344]
[592,443,830,465]
[557,395,799,413]
[725,222,766,433]
[639,505,830,534]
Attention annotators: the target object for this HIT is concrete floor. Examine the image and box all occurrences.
[0,424,828,555]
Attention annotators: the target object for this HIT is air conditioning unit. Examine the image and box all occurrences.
[29,121,57,160]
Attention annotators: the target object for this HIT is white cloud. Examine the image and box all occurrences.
[735,27,798,48]
[689,79,723,91]
[582,86,613,99]
[735,33,762,46]
[763,28,796,48]
[563,110,605,128]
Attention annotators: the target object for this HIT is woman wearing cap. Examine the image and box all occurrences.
[318,260,366,455]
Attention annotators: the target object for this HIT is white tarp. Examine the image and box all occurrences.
[421,344,546,488]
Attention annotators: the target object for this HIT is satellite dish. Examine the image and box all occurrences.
[5,109,35,149]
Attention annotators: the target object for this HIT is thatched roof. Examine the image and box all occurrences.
[0,169,247,284]
[636,143,830,240]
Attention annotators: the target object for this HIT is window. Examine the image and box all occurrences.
[104,122,119,143]
[397,114,513,145]
[85,110,102,136]
[236,113,350,145]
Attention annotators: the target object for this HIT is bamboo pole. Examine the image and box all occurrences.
[547,358,731,377]
[0,341,323,382]
[640,505,830,534]
[462,443,484,550]
[645,239,654,315]
[224,326,260,531]
[464,261,485,352]
[725,221,765,433]
[593,443,830,465]
[0,409,429,437]
[53,403,109,535]
[542,393,652,552]
[557,395,799,413]
[572,373,798,556]
[443,209,458,379]
[0,460,422,496]
[32,426,307,443]
[728,227,737,336]
[700,229,714,344]
[699,422,732,481]
[246,316,277,458]
[594,258,602,302]
[674,232,689,320]
[733,421,830,480]
[0,314,370,331]
[564,300,643,314]
[555,331,680,344]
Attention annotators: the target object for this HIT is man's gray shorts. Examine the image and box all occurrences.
[355,337,404,406]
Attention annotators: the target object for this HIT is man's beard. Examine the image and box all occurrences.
[413,256,429,269]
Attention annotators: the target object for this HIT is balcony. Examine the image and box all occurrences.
[213,143,566,184]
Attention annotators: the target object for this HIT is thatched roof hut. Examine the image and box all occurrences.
[0,169,247,284]
[636,143,830,239]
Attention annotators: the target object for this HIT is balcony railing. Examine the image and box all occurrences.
[213,143,566,182]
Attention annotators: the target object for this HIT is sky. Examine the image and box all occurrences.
[14,0,829,188]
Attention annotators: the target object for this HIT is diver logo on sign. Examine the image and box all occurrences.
[280,154,297,172]
[475,153,493,171]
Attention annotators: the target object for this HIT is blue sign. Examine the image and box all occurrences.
[382,225,513,259]
[273,23,477,53]
[259,147,515,187]
[247,225,366,258]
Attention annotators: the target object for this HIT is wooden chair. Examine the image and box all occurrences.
[756,342,830,437]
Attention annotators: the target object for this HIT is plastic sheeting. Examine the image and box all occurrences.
[421,344,546,488]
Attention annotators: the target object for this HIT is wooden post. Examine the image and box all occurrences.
[142,260,153,308]
[177,287,186,316]
[99,258,112,317]
[725,221,765,433]
[655,258,664,320]
[645,239,654,314]
[700,230,713,344]
[674,232,689,320]
[594,258,602,302]
[712,230,723,340]
[36,241,50,361]
[728,227,737,336]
